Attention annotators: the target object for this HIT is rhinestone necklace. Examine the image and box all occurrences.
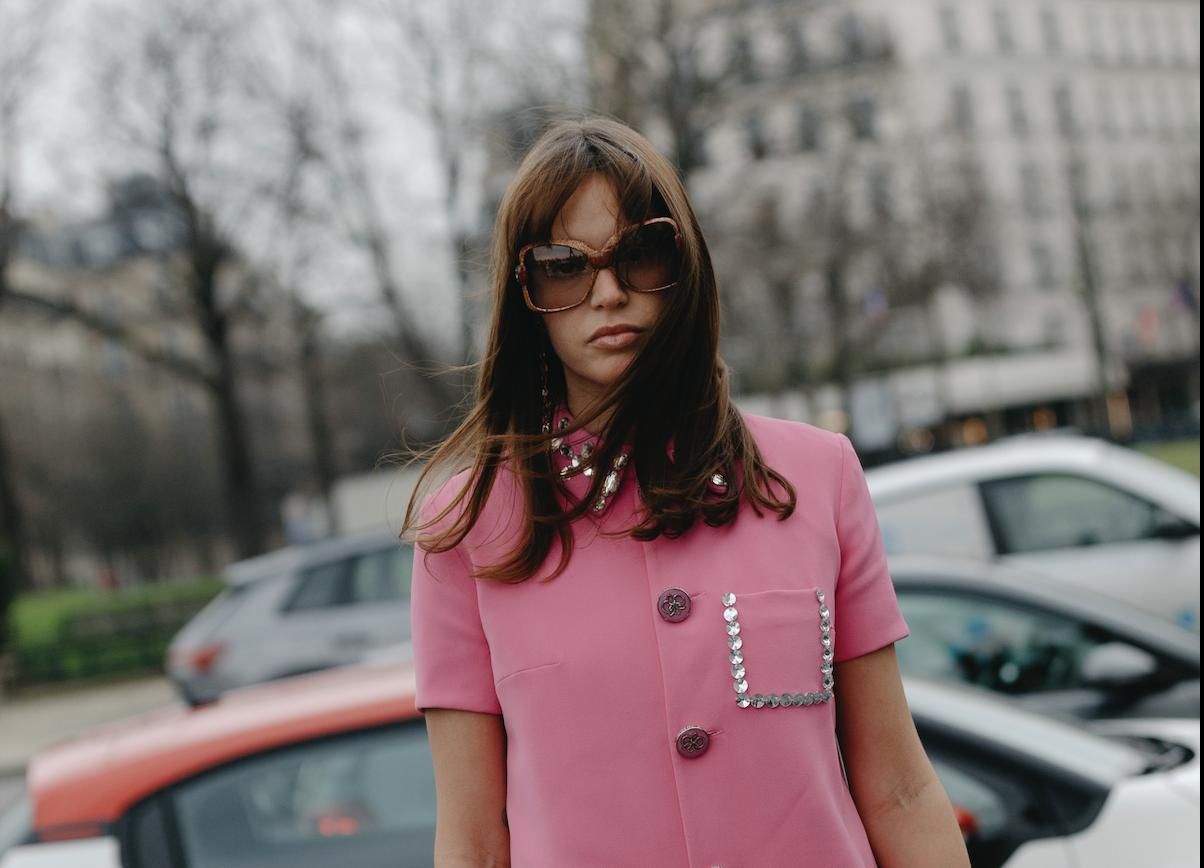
[549,417,630,513]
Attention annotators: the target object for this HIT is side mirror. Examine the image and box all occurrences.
[1149,515,1200,541]
[1081,642,1157,688]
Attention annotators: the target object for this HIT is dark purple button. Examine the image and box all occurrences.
[676,726,710,758]
[657,588,691,623]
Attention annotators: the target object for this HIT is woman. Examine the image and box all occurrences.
[407,116,969,867]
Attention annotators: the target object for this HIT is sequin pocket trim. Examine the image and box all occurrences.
[723,590,834,709]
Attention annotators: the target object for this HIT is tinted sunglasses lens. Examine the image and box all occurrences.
[617,222,680,290]
[525,244,591,310]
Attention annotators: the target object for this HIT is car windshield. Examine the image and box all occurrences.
[0,785,33,854]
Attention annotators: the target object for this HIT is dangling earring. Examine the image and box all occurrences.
[539,349,552,435]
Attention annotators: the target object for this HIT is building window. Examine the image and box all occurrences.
[1053,83,1075,136]
[1112,164,1133,214]
[745,115,768,160]
[950,84,975,134]
[1085,14,1106,62]
[840,12,866,62]
[799,106,822,151]
[1006,84,1029,136]
[1040,8,1063,54]
[938,4,961,53]
[1095,84,1117,134]
[1020,162,1046,217]
[847,96,877,141]
[729,31,754,82]
[869,166,894,222]
[1031,242,1057,289]
[1129,81,1148,134]
[1116,11,1136,64]
[788,24,810,73]
[992,6,1015,54]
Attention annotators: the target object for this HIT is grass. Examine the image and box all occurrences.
[1137,438,1201,476]
[9,575,223,648]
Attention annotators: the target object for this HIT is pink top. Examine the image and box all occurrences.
[411,413,909,867]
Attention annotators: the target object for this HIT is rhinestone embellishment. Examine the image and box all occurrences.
[722,590,835,710]
[549,415,629,512]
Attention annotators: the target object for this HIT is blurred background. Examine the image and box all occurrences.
[0,0,1199,851]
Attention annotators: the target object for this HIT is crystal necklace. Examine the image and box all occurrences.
[549,417,630,513]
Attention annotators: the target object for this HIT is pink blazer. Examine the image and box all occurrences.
[412,413,909,867]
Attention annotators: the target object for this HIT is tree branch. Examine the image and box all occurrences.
[5,286,217,388]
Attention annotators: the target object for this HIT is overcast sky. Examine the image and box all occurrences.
[14,0,589,341]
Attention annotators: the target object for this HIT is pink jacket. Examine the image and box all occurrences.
[412,413,909,867]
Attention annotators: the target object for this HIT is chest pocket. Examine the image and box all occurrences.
[723,587,834,709]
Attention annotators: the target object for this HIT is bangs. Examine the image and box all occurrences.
[516,129,670,245]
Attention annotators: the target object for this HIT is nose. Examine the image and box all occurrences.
[589,265,628,308]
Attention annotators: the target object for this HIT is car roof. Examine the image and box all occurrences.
[887,554,1202,665]
[27,661,419,834]
[866,435,1200,522]
[223,531,407,586]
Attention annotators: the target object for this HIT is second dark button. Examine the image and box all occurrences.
[657,587,691,622]
[676,726,710,758]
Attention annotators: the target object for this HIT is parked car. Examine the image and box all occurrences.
[890,555,1201,721]
[867,434,1201,630]
[166,531,412,704]
[0,661,1197,867]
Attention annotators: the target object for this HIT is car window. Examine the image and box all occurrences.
[348,548,412,606]
[284,560,351,612]
[170,723,434,868]
[874,485,994,558]
[896,590,1159,694]
[981,473,1166,553]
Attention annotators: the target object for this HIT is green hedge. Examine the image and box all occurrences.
[8,576,224,686]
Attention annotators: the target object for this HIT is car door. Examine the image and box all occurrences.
[979,473,1200,629]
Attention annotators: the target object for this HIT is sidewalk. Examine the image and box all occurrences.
[0,676,179,777]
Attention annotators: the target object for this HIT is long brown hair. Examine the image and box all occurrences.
[404,116,795,581]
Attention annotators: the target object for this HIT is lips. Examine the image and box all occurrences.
[588,324,645,350]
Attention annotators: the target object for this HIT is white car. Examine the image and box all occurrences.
[909,678,1200,868]
[868,435,1200,631]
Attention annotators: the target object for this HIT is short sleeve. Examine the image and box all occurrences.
[832,435,909,662]
[410,489,502,715]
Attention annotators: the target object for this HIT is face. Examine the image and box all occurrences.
[540,174,667,415]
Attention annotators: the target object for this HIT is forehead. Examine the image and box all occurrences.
[550,175,625,247]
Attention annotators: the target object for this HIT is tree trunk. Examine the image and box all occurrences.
[296,311,338,536]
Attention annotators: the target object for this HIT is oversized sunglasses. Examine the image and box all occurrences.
[515,217,683,313]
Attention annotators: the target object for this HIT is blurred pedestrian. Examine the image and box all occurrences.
[406,116,969,867]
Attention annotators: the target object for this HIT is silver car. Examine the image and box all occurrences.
[868,435,1201,630]
[166,532,412,704]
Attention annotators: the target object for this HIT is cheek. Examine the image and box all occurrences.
[541,310,580,359]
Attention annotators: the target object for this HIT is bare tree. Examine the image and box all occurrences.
[366,0,586,358]
[589,0,716,178]
[4,0,283,558]
[0,0,63,640]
